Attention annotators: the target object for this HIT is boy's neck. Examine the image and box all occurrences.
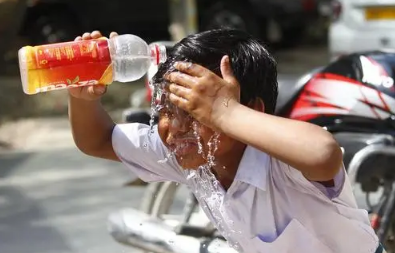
[211,144,247,190]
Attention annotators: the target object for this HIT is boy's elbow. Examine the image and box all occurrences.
[75,140,118,161]
[73,137,111,158]
[316,137,343,180]
[74,140,98,157]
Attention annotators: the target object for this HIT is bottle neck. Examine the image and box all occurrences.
[107,36,167,82]
[150,44,167,65]
[107,38,117,82]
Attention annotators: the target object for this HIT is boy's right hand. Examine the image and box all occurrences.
[68,31,119,101]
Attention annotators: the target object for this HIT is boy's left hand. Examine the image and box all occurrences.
[166,55,240,131]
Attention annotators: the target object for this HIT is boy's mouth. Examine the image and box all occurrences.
[169,138,198,156]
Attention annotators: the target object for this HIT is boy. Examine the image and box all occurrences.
[69,29,381,253]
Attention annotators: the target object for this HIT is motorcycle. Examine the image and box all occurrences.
[108,45,395,253]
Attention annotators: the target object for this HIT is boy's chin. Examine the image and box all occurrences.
[176,155,207,170]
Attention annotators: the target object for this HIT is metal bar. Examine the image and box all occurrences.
[107,208,237,253]
[376,182,395,241]
[168,0,198,42]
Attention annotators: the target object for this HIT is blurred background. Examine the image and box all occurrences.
[0,0,391,252]
[0,0,332,122]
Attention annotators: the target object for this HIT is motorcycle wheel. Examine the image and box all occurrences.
[27,12,78,44]
[139,181,179,217]
[139,182,164,214]
[138,181,182,253]
[150,181,180,217]
[140,181,189,223]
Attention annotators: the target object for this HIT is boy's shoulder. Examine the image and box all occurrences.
[240,146,351,201]
[112,123,186,183]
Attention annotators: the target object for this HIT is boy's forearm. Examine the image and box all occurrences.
[220,103,342,181]
[68,95,117,160]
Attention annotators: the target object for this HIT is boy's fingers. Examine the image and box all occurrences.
[169,83,190,100]
[168,93,188,112]
[91,30,102,39]
[109,32,119,39]
[166,72,197,88]
[84,85,106,99]
[91,85,107,95]
[68,86,83,97]
[68,85,107,100]
[82,32,91,40]
[173,62,208,77]
[220,55,238,85]
[74,36,82,41]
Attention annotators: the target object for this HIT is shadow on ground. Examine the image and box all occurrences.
[0,148,142,253]
[0,151,73,253]
[0,186,73,253]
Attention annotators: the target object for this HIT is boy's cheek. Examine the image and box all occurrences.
[158,117,170,143]
[198,127,226,153]
[198,125,214,138]
[215,134,239,155]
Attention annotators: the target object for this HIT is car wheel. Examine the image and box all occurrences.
[277,25,305,49]
[28,12,78,44]
[200,1,261,39]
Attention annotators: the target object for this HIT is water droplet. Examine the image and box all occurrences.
[157,150,174,164]
[192,121,205,157]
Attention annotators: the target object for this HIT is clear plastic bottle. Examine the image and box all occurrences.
[18,34,167,95]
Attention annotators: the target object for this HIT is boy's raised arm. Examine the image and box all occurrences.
[68,31,119,162]
[221,106,343,182]
[68,95,118,161]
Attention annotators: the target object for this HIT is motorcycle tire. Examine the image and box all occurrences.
[139,181,164,214]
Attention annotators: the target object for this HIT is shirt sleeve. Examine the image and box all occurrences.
[112,123,186,184]
[271,158,346,200]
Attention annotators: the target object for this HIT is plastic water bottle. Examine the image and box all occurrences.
[18,34,167,95]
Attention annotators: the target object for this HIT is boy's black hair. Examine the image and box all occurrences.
[153,29,278,114]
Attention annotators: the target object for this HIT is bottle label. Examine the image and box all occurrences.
[23,39,113,94]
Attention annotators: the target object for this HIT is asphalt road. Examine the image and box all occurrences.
[0,148,142,253]
[0,73,379,253]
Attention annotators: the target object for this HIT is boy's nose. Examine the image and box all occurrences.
[169,117,190,134]
[169,109,191,134]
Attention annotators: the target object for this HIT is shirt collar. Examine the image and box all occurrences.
[234,146,269,191]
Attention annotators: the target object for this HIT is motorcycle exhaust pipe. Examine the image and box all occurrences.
[107,208,237,253]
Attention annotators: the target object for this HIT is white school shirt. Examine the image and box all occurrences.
[112,123,380,253]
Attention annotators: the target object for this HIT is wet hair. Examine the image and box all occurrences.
[152,29,278,114]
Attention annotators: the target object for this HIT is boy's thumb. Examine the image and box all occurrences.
[220,55,238,85]
[86,85,106,98]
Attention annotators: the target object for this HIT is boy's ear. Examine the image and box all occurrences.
[248,98,265,112]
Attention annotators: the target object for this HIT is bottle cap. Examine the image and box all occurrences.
[150,44,167,65]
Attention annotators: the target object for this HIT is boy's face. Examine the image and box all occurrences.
[157,105,237,169]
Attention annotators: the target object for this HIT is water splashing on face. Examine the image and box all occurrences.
[207,132,220,168]
[192,121,205,157]
[146,66,178,160]
[148,80,157,135]
[185,121,243,250]
[146,61,242,250]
